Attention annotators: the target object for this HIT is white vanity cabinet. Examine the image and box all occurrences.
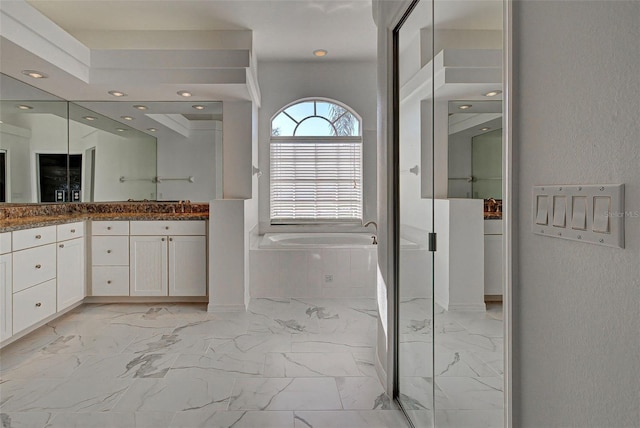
[11,225,58,335]
[484,220,503,297]
[130,221,206,297]
[0,233,12,341]
[91,221,130,296]
[56,222,86,311]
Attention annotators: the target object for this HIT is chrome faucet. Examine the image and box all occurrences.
[363,221,378,245]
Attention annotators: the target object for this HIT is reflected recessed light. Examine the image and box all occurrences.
[0,120,3,124]
[192,105,206,110]
[22,70,48,79]
[484,90,502,97]
[177,90,192,97]
[480,127,491,131]
[458,104,472,110]
[121,116,134,121]
[83,116,97,121]
[133,105,148,110]
[313,49,328,57]
[108,90,127,97]
[147,128,157,132]
[116,128,126,132]
[17,104,33,110]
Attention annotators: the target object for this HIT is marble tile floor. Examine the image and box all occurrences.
[398,298,504,428]
[0,298,411,428]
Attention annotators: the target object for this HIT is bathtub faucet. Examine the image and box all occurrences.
[363,221,378,245]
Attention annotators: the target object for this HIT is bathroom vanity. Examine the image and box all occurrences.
[0,202,209,347]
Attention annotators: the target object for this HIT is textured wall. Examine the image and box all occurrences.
[514,1,640,426]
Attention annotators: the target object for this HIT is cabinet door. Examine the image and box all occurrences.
[169,235,206,296]
[484,234,503,296]
[0,253,12,341]
[130,236,168,296]
[57,237,85,310]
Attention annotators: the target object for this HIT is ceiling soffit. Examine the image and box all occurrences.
[0,1,260,104]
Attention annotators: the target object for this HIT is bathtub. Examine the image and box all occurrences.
[260,232,376,248]
[251,233,378,298]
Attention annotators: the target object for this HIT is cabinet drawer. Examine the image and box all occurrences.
[13,225,56,251]
[91,266,129,296]
[130,220,205,236]
[13,244,56,293]
[0,232,11,255]
[13,278,56,334]
[92,221,129,236]
[57,221,85,241]
[92,236,129,266]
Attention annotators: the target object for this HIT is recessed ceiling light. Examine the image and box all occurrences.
[480,127,491,131]
[147,128,157,132]
[313,49,328,57]
[108,90,127,97]
[192,105,206,110]
[177,90,192,97]
[21,70,48,79]
[458,104,472,110]
[133,105,148,110]
[484,90,502,97]
[121,116,134,121]
[116,128,126,132]
[17,105,33,110]
[83,116,97,121]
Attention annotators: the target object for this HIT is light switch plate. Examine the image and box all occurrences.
[532,184,625,248]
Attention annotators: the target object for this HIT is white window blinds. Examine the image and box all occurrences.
[270,137,363,223]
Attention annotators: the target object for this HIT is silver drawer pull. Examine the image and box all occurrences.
[71,229,76,233]
[165,226,170,230]
[35,264,42,269]
[59,244,65,248]
[35,302,42,307]
[35,234,42,239]
[107,280,112,284]
[107,226,112,230]
[107,250,112,254]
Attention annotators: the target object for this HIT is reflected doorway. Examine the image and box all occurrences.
[0,150,6,202]
[36,153,82,202]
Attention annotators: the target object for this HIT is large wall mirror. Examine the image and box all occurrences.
[0,74,68,203]
[1,73,223,203]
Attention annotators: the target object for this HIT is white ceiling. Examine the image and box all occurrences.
[26,0,378,62]
[1,0,502,105]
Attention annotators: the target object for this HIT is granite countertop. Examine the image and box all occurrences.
[0,202,209,233]
[483,212,503,220]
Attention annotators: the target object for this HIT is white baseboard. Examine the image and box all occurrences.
[442,302,487,312]
[207,303,246,312]
[375,347,387,389]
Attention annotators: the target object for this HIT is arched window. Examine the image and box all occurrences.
[270,98,363,223]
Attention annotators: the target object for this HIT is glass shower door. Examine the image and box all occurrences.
[395,0,436,425]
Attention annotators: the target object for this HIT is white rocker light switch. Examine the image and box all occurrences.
[593,196,611,233]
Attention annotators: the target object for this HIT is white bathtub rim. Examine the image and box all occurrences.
[259,232,377,249]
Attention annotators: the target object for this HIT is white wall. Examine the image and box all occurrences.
[257,60,378,232]
[514,1,640,426]
[157,122,222,201]
[0,123,31,202]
